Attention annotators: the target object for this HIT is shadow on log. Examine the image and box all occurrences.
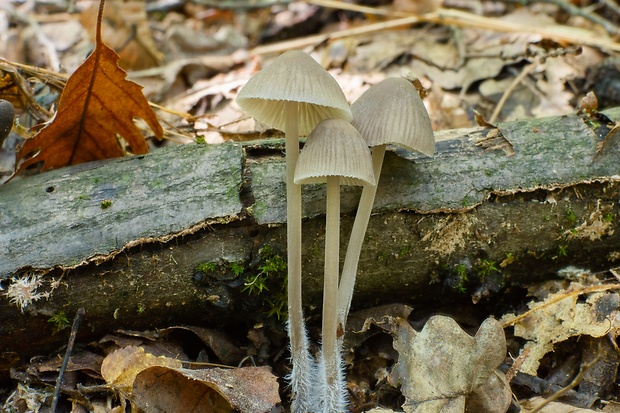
[0,108,619,381]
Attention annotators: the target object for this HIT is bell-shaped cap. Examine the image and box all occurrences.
[351,77,435,157]
[236,50,352,135]
[294,119,375,187]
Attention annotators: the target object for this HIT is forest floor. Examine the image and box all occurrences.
[1,0,620,412]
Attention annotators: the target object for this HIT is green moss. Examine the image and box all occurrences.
[196,136,206,144]
[565,207,577,225]
[455,263,468,279]
[377,250,390,263]
[450,263,469,293]
[137,303,146,314]
[151,178,163,189]
[243,245,288,320]
[313,241,321,259]
[48,311,70,334]
[230,262,244,277]
[461,195,477,208]
[196,262,217,274]
[398,245,412,258]
[100,199,113,209]
[500,252,515,267]
[557,243,568,257]
[475,259,499,280]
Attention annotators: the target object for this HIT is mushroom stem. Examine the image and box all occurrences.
[284,103,314,412]
[322,175,345,412]
[338,144,387,329]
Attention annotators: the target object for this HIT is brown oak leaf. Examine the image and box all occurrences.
[13,0,163,175]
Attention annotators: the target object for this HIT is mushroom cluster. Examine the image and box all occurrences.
[236,52,435,413]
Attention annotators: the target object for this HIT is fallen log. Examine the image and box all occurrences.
[0,108,619,376]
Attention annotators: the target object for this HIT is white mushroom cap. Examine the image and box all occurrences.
[294,119,375,187]
[351,77,435,157]
[236,50,352,135]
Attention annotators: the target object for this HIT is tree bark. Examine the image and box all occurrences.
[0,108,619,376]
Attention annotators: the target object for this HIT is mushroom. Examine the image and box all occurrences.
[295,118,375,412]
[0,99,15,148]
[338,77,435,329]
[235,50,351,412]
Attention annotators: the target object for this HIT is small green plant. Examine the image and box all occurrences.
[398,245,412,258]
[604,213,615,223]
[557,243,568,257]
[565,207,577,224]
[243,246,286,295]
[100,199,113,209]
[137,303,146,314]
[48,311,70,334]
[242,246,288,320]
[266,291,288,320]
[377,250,390,263]
[500,252,515,267]
[243,273,269,294]
[230,262,244,277]
[196,262,217,274]
[455,263,468,279]
[196,136,206,144]
[451,263,469,293]
[475,259,499,280]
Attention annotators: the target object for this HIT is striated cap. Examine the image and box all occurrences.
[236,50,352,135]
[351,77,435,157]
[294,119,375,187]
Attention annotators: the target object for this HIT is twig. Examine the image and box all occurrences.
[489,62,537,124]
[599,0,620,18]
[52,308,85,413]
[252,2,620,56]
[503,0,620,37]
[505,347,530,383]
[502,284,620,328]
[528,352,602,413]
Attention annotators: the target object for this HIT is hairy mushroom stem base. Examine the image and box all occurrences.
[321,175,347,412]
[293,118,374,413]
[338,144,387,329]
[284,103,315,412]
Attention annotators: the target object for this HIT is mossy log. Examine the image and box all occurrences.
[0,109,619,376]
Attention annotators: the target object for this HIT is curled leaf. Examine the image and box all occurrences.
[133,365,280,413]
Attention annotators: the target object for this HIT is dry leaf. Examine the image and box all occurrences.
[388,316,508,413]
[501,286,620,375]
[133,366,280,413]
[14,1,163,175]
[160,326,245,365]
[100,346,182,393]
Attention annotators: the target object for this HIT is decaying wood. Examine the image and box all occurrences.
[0,109,619,370]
